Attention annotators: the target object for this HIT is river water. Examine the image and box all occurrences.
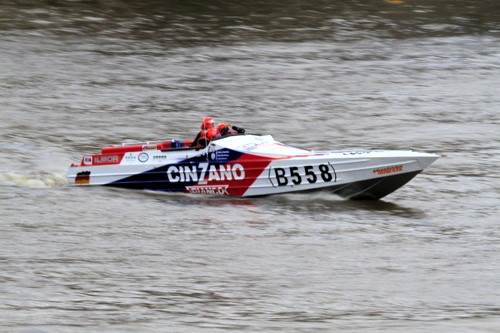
[1,1,499,332]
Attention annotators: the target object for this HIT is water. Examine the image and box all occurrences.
[1,1,499,332]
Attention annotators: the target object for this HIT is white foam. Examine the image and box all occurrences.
[0,171,67,188]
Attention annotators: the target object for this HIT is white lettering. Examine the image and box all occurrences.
[219,165,232,181]
[184,165,198,182]
[232,163,245,180]
[167,165,180,182]
[179,166,185,182]
[165,163,245,184]
[208,165,220,181]
[198,162,209,184]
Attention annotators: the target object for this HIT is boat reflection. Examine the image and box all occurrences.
[136,188,425,219]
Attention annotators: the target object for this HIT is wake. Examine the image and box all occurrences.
[0,171,67,188]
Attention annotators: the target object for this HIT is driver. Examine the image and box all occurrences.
[217,123,246,137]
[191,117,218,147]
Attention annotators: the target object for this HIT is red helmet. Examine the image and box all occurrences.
[201,117,215,129]
[217,123,228,132]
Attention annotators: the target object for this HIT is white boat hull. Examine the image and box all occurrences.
[67,135,438,200]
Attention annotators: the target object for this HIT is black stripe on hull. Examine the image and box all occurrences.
[328,171,421,200]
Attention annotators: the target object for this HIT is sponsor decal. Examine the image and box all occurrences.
[75,171,91,185]
[142,145,157,150]
[207,148,232,162]
[106,150,267,196]
[186,184,229,195]
[166,163,245,184]
[239,143,258,151]
[214,149,230,161]
[94,155,120,165]
[342,150,372,155]
[138,153,149,162]
[269,163,336,187]
[373,165,403,175]
[125,154,137,161]
[83,156,93,165]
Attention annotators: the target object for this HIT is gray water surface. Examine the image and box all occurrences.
[1,1,499,332]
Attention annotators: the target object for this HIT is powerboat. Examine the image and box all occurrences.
[66,134,438,199]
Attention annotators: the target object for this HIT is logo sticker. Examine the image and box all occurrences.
[83,156,93,165]
[138,153,149,162]
[186,185,229,195]
[142,145,157,150]
[373,165,403,175]
[93,155,120,165]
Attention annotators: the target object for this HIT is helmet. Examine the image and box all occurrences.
[201,117,215,130]
[217,123,228,132]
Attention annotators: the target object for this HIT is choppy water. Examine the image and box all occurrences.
[1,1,499,332]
